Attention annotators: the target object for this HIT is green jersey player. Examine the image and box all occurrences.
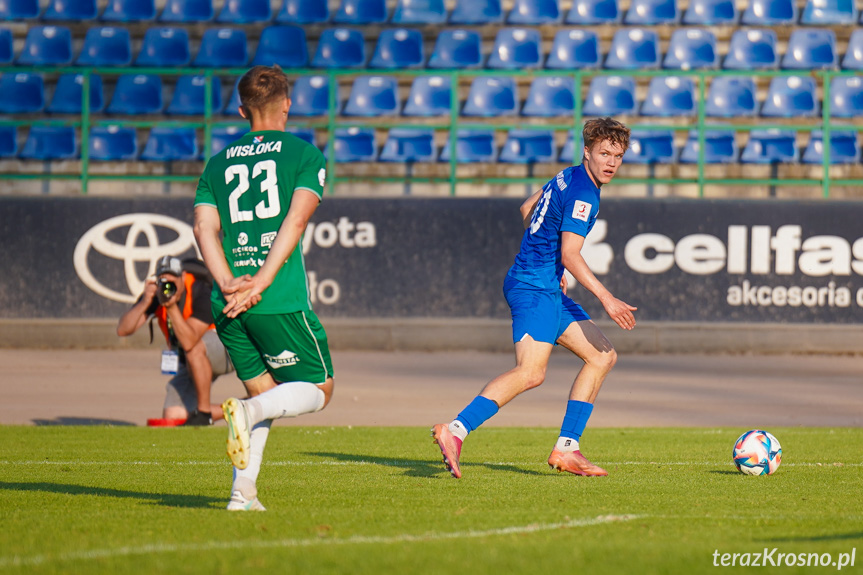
[194,65,334,512]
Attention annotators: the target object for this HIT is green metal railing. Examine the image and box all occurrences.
[1,66,861,197]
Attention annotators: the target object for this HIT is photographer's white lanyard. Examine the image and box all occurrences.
[160,318,179,375]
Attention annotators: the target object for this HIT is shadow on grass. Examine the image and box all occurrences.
[32,417,136,426]
[0,481,221,509]
[758,532,863,543]
[307,451,544,478]
[708,470,741,475]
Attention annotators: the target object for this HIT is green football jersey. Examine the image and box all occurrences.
[194,130,326,315]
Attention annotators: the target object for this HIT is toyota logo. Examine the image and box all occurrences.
[74,213,200,303]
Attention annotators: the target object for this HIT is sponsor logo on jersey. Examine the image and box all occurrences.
[573,200,592,222]
[261,231,277,249]
[555,171,567,191]
[318,168,326,187]
[238,232,248,246]
[253,135,263,144]
[225,140,282,159]
[73,213,199,304]
[264,350,300,369]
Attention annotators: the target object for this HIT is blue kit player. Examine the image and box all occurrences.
[432,117,636,478]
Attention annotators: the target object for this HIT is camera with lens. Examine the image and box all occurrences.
[156,278,177,304]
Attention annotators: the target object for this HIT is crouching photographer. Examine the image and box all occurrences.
[117,256,235,426]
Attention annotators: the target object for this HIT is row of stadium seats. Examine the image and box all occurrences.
[3,125,861,165]
[2,0,861,26]
[6,25,863,71]
[5,72,863,118]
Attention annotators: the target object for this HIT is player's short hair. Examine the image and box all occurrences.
[582,117,630,152]
[238,65,291,117]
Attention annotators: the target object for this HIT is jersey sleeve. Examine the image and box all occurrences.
[560,185,597,238]
[193,160,217,208]
[294,144,326,200]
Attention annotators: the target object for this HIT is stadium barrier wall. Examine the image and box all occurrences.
[2,196,863,353]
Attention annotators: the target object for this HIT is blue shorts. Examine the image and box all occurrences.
[503,275,591,345]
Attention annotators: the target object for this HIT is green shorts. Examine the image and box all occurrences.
[214,309,334,384]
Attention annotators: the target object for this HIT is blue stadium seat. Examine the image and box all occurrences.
[605,28,660,69]
[135,27,190,67]
[624,131,675,164]
[251,25,308,67]
[17,26,72,65]
[0,28,12,64]
[285,127,314,146]
[663,29,717,70]
[290,75,329,117]
[107,74,163,115]
[330,128,377,162]
[101,0,156,21]
[89,125,137,161]
[802,131,860,164]
[393,0,446,24]
[140,127,198,161]
[624,0,677,24]
[217,0,270,22]
[334,0,387,23]
[488,28,541,69]
[207,126,248,156]
[403,76,451,116]
[582,76,637,116]
[450,0,502,24]
[428,29,481,68]
[159,0,213,22]
[0,73,43,113]
[462,77,518,117]
[166,75,222,115]
[276,0,328,22]
[801,0,856,24]
[194,28,247,67]
[522,77,574,117]
[499,130,555,163]
[829,76,863,117]
[47,73,104,114]
[507,0,561,24]
[566,0,620,24]
[682,0,736,24]
[312,28,366,68]
[679,130,737,163]
[76,27,132,66]
[558,132,583,163]
[43,0,96,20]
[723,29,778,69]
[0,125,16,157]
[641,77,696,117]
[20,126,76,160]
[546,29,599,69]
[741,0,795,24]
[439,130,496,163]
[370,28,424,69]
[740,130,798,164]
[705,77,757,117]
[761,76,818,117]
[842,30,863,70]
[343,76,399,116]
[0,0,39,19]
[781,29,836,70]
[380,129,436,162]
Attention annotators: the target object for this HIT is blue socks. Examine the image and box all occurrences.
[455,396,499,434]
[559,400,594,442]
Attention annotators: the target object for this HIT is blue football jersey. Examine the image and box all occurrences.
[506,164,600,290]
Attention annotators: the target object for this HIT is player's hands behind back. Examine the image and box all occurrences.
[221,274,262,318]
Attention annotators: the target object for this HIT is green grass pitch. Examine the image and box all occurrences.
[0,426,861,574]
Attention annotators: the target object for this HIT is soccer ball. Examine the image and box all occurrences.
[733,430,782,475]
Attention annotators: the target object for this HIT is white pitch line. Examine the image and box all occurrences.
[0,514,640,569]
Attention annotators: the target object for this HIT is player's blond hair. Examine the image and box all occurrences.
[582,117,631,152]
[238,65,291,118]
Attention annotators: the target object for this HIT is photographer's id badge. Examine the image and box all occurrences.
[161,350,179,375]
